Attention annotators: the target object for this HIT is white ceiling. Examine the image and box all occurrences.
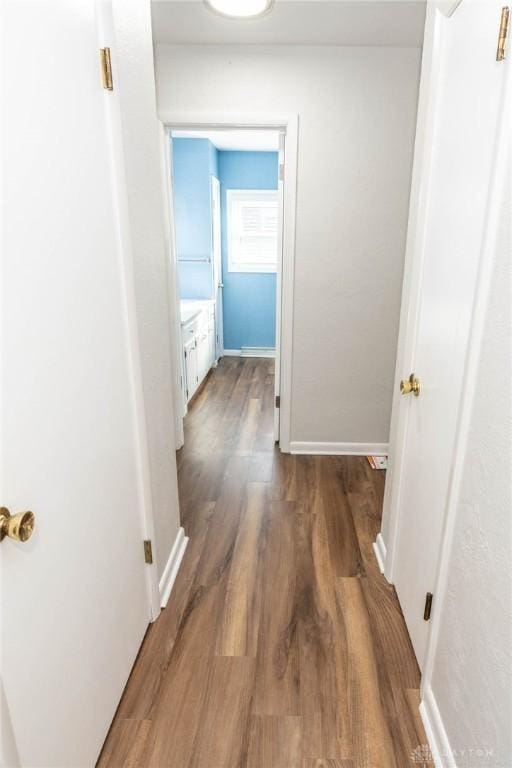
[151,1,426,47]
[172,129,280,151]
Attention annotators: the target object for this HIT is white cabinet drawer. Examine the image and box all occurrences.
[182,323,196,343]
[182,307,207,335]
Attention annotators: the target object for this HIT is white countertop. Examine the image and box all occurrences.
[180,299,213,325]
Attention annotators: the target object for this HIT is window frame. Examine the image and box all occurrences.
[226,188,279,274]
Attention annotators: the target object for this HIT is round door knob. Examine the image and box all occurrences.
[0,507,35,542]
[400,373,420,397]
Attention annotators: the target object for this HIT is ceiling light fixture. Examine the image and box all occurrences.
[204,0,274,20]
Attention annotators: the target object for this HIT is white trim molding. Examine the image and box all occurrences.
[222,348,276,358]
[290,441,389,456]
[241,347,275,358]
[100,2,162,620]
[372,533,387,575]
[420,685,456,768]
[158,526,189,609]
[159,112,298,457]
[160,124,186,451]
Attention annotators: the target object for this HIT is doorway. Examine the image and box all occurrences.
[162,119,298,453]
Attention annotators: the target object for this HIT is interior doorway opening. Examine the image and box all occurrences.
[164,123,292,452]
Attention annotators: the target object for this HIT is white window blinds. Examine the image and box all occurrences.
[227,190,278,273]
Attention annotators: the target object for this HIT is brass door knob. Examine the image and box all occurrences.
[400,373,420,397]
[0,507,35,542]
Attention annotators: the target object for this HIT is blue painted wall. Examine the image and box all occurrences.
[172,138,218,299]
[218,151,278,350]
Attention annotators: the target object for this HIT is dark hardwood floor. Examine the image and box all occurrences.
[99,357,425,767]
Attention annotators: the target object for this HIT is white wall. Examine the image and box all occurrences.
[428,156,512,767]
[112,0,180,578]
[155,44,421,448]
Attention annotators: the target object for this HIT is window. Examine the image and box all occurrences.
[227,189,278,273]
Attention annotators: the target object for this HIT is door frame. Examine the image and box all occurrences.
[99,2,162,622]
[376,0,510,748]
[419,47,511,759]
[158,112,299,453]
[159,124,187,449]
[210,175,224,361]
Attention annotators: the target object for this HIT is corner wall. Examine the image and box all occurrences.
[155,44,421,447]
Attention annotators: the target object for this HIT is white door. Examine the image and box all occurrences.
[1,3,151,766]
[211,176,224,360]
[392,0,509,667]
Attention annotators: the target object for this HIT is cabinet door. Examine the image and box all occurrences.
[208,309,216,366]
[196,330,210,384]
[184,338,198,402]
[208,326,216,368]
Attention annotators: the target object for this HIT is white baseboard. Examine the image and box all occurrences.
[419,684,456,768]
[241,346,276,358]
[159,526,188,609]
[223,348,276,358]
[289,441,389,456]
[372,532,387,575]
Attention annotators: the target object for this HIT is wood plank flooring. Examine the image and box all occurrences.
[99,357,425,768]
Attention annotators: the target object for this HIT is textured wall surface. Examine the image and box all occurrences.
[156,44,421,445]
[430,160,512,767]
[219,150,278,350]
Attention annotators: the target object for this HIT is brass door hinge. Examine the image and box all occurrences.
[143,539,153,564]
[497,7,510,61]
[423,592,433,621]
[100,47,113,90]
[275,395,280,408]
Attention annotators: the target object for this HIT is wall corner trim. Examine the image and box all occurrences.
[289,441,389,456]
[158,526,189,609]
[373,533,387,575]
[419,684,456,768]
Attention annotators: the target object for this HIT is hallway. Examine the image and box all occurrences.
[99,357,426,767]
